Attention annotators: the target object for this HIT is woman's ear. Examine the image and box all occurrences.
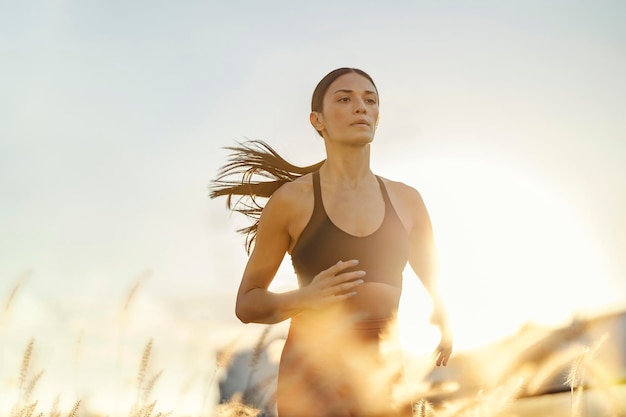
[310,112,324,132]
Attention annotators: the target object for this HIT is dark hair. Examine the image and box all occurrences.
[210,68,376,253]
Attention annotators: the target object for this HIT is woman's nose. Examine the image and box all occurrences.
[354,99,366,113]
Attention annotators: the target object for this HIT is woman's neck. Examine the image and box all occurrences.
[320,143,373,188]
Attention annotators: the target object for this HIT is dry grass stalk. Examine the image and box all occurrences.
[216,326,276,417]
[217,342,237,369]
[1,273,31,417]
[215,394,260,417]
[122,270,151,314]
[238,327,272,411]
[130,400,156,417]
[142,370,163,403]
[566,333,609,417]
[18,339,34,390]
[73,331,83,400]
[242,373,277,408]
[48,395,61,417]
[200,340,238,417]
[525,343,584,395]
[413,399,434,417]
[66,400,80,417]
[118,272,151,348]
[116,271,151,417]
[10,400,38,417]
[130,339,169,417]
[137,339,153,394]
[438,376,524,417]
[9,339,46,417]
[1,272,24,387]
[249,327,270,369]
[24,370,45,403]
[3,271,31,316]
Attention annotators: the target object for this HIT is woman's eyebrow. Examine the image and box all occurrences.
[333,89,378,95]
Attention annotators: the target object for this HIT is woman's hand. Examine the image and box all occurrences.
[300,260,365,310]
[434,332,453,367]
[430,301,453,366]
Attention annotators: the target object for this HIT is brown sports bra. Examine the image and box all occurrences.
[291,171,410,289]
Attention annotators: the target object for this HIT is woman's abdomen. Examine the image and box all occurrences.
[344,281,401,319]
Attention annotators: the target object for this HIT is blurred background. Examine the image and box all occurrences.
[1,0,625,415]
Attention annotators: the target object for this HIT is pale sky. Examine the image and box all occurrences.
[1,0,625,411]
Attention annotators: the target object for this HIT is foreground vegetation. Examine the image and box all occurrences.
[1,273,624,417]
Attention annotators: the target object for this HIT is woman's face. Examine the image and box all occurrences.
[310,72,379,145]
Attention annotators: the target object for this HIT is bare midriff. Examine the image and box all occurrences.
[293,282,401,329]
[343,282,401,320]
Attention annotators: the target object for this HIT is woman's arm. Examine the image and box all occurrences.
[235,183,365,324]
[404,185,453,365]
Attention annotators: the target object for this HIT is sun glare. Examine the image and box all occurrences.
[397,155,615,353]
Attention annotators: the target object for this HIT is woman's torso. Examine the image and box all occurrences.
[289,170,410,320]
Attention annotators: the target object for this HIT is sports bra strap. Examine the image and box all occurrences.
[312,170,322,206]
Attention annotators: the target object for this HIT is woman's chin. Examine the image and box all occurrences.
[332,134,375,147]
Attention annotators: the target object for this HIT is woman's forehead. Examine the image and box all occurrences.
[326,73,377,95]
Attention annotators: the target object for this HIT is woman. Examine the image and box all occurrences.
[211,68,453,417]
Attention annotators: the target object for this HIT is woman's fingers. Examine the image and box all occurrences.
[329,270,366,287]
[326,259,360,276]
[324,261,365,291]
[315,260,363,285]
[327,290,358,302]
[434,339,453,366]
[337,278,364,291]
[310,260,365,303]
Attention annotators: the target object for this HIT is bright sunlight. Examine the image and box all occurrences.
[398,155,616,353]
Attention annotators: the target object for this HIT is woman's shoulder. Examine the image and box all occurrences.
[273,173,313,198]
[378,176,424,204]
[264,173,314,212]
[378,176,430,232]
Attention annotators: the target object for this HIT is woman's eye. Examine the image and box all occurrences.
[366,98,378,104]
[339,97,350,102]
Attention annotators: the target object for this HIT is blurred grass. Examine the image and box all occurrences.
[1,272,624,417]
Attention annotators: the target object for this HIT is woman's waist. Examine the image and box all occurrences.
[343,281,401,318]
[291,284,401,327]
[289,310,395,346]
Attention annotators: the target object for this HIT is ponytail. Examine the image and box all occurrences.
[209,140,324,253]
